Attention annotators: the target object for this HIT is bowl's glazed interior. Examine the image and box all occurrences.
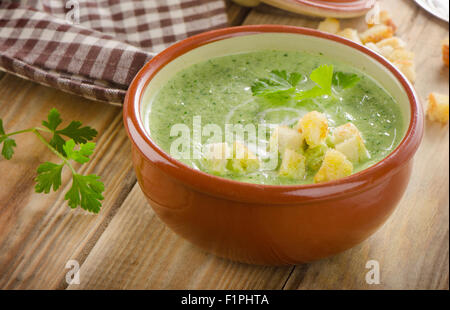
[141,32,411,141]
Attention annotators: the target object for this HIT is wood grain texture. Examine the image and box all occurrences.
[0,0,448,290]
[0,75,136,289]
[226,0,251,26]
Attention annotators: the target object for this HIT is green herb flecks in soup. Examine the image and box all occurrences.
[147,50,404,185]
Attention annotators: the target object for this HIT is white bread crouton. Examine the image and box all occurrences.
[337,28,362,44]
[366,38,406,59]
[377,10,397,32]
[335,136,370,163]
[269,125,304,154]
[332,122,362,145]
[392,59,416,83]
[297,111,329,148]
[442,37,449,67]
[376,37,405,50]
[279,149,306,179]
[229,141,260,173]
[388,49,414,62]
[427,92,449,124]
[202,142,230,174]
[332,123,370,163]
[365,42,380,53]
[314,149,353,183]
[318,18,340,34]
[360,24,393,44]
[378,45,395,58]
[368,10,396,32]
[380,48,416,83]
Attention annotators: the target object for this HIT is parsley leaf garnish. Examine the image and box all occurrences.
[0,109,104,213]
[251,65,361,103]
[332,71,361,90]
[42,108,97,155]
[296,64,334,100]
[251,70,303,97]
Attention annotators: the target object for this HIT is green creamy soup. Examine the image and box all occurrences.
[146,50,404,185]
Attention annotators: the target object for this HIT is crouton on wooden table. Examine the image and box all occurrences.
[337,28,362,44]
[318,18,340,34]
[427,92,449,124]
[442,37,449,67]
[360,24,393,44]
[367,10,396,32]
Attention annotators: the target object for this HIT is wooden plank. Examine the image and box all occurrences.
[0,75,137,289]
[244,0,449,289]
[226,0,251,26]
[68,184,293,289]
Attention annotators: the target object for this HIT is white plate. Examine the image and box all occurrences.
[414,0,449,22]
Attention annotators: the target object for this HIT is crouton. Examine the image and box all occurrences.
[269,125,304,154]
[368,10,396,32]
[337,28,362,44]
[297,111,329,148]
[427,92,449,124]
[380,10,397,32]
[366,42,395,59]
[335,136,370,163]
[376,37,405,50]
[392,59,416,83]
[314,149,353,183]
[202,142,230,174]
[379,48,415,83]
[318,18,340,34]
[388,49,414,63]
[279,149,306,179]
[332,122,363,145]
[365,42,380,52]
[229,141,260,173]
[378,45,396,58]
[360,24,393,44]
[442,37,449,67]
[331,123,370,163]
[305,143,328,172]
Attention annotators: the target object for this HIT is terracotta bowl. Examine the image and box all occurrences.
[123,25,423,265]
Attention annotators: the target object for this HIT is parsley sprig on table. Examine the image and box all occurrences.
[251,64,360,101]
[0,108,104,213]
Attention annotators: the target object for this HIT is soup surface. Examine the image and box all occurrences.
[146,50,404,185]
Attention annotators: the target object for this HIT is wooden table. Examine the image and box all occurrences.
[0,0,448,290]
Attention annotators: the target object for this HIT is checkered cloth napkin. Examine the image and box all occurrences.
[0,0,227,104]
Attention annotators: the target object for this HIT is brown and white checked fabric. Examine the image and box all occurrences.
[0,0,228,104]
